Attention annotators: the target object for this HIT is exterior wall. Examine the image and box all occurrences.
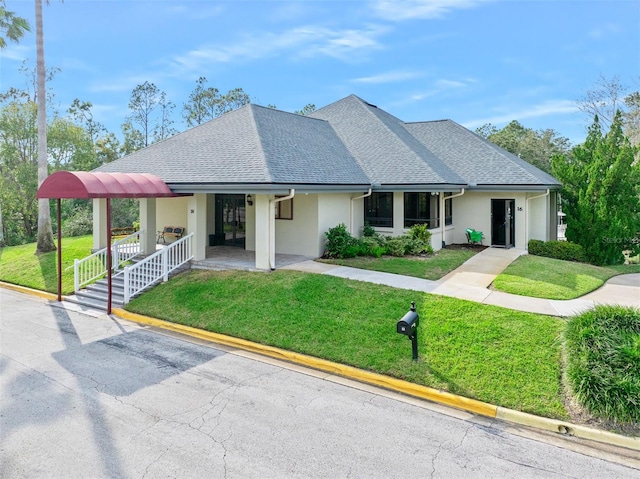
[275,194,319,256]
[317,193,353,257]
[453,191,528,248]
[527,193,549,243]
[156,197,189,233]
[245,195,256,251]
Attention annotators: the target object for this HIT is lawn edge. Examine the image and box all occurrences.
[114,307,639,452]
[0,281,61,301]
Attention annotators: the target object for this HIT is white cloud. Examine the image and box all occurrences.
[372,0,489,21]
[351,70,423,84]
[1,44,31,62]
[589,22,621,39]
[463,100,580,129]
[164,24,387,75]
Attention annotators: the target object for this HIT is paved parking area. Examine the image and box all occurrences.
[2,288,639,478]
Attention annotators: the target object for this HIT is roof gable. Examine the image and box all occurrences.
[310,95,466,186]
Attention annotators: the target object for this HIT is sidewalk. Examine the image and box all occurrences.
[284,248,640,317]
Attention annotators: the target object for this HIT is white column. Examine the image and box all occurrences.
[254,194,270,270]
[393,191,404,235]
[93,198,107,251]
[139,198,156,255]
[188,193,207,261]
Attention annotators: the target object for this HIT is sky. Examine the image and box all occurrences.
[1,0,639,145]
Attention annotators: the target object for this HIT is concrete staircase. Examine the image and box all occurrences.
[67,261,190,312]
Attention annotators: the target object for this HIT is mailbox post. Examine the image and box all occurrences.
[396,301,419,361]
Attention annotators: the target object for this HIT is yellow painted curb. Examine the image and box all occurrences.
[0,281,60,301]
[113,308,497,418]
[497,408,640,452]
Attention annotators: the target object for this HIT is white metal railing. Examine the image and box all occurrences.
[74,230,144,292]
[123,233,193,304]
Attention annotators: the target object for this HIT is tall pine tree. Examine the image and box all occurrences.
[552,111,640,265]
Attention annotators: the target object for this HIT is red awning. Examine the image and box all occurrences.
[37,171,177,199]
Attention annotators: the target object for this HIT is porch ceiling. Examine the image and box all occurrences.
[37,171,177,199]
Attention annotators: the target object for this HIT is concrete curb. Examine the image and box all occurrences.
[0,281,61,301]
[113,308,640,453]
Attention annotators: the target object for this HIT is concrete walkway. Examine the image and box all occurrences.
[283,248,640,317]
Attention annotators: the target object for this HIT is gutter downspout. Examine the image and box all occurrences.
[350,188,372,234]
[442,189,465,248]
[525,189,550,250]
[269,189,295,270]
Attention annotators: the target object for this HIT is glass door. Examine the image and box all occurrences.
[214,194,246,247]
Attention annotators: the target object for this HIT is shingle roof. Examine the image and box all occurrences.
[309,95,466,187]
[403,120,561,187]
[96,94,560,191]
[96,104,370,186]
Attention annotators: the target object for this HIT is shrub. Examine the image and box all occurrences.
[324,223,359,258]
[62,208,93,237]
[362,222,376,237]
[360,237,387,257]
[528,239,586,263]
[409,223,431,244]
[385,237,407,257]
[564,305,640,423]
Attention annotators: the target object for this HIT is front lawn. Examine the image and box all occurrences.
[0,235,93,294]
[492,255,640,300]
[126,269,567,419]
[319,246,479,281]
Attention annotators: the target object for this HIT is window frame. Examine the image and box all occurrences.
[275,196,293,220]
[364,192,394,228]
[403,192,440,229]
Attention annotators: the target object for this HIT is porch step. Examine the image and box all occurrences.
[71,263,191,312]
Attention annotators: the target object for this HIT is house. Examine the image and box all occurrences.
[94,94,561,270]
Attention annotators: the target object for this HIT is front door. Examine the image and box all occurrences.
[491,199,515,248]
[214,194,246,247]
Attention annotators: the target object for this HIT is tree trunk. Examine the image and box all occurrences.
[35,0,55,254]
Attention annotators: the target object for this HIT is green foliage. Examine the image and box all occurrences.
[527,239,586,262]
[0,1,31,49]
[62,206,92,237]
[552,112,640,265]
[324,223,358,258]
[476,120,571,174]
[409,224,434,255]
[564,305,640,423]
[385,237,406,257]
[362,221,376,237]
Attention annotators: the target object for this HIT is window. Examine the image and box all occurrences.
[275,197,293,220]
[404,192,440,228]
[364,192,393,227]
[444,192,453,226]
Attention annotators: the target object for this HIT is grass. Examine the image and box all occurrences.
[319,247,479,280]
[564,305,640,424]
[126,269,567,419]
[493,255,640,300]
[0,235,93,294]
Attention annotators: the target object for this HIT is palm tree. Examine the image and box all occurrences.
[1,1,30,247]
[35,0,55,253]
[0,0,30,48]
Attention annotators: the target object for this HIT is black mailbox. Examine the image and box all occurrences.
[396,309,419,335]
[396,301,420,361]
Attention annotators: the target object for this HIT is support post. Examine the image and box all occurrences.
[106,198,112,315]
[57,199,62,302]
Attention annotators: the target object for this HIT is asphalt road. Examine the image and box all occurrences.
[1,288,639,479]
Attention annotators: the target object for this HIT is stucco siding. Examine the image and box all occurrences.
[156,197,189,232]
[318,193,353,257]
[275,194,319,256]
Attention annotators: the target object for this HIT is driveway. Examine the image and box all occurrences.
[1,289,639,478]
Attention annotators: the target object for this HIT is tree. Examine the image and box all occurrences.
[551,111,640,265]
[126,81,160,147]
[153,91,177,142]
[216,87,250,116]
[183,76,220,127]
[294,103,316,116]
[578,75,640,144]
[0,0,30,48]
[35,0,55,253]
[475,120,570,174]
[120,120,145,155]
[0,0,30,247]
